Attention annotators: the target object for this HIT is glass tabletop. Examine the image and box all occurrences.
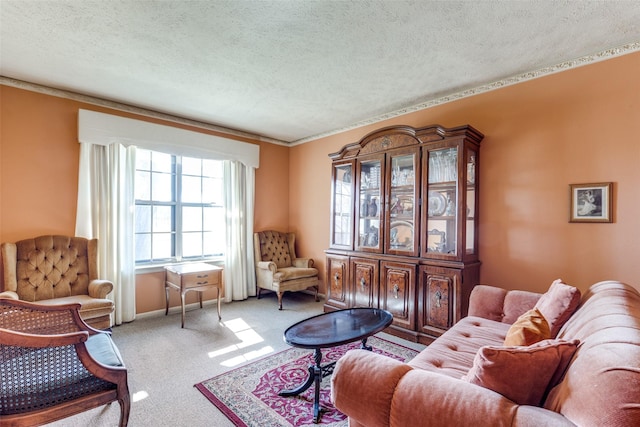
[283,307,393,349]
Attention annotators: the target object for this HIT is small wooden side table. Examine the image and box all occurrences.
[164,263,223,328]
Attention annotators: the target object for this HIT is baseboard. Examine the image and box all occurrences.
[135,299,222,320]
[135,290,325,321]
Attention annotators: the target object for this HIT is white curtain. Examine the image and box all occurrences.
[223,160,256,301]
[76,142,137,325]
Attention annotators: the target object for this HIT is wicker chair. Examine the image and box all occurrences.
[0,298,130,427]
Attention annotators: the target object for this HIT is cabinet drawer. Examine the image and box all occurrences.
[182,271,218,285]
[166,268,221,290]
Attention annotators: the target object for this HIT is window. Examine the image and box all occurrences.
[134,148,225,264]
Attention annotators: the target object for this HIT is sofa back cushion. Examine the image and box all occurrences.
[544,281,640,426]
[12,236,92,301]
[255,231,294,269]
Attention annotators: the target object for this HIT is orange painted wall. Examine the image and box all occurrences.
[291,51,640,296]
[0,85,286,313]
[2,51,639,315]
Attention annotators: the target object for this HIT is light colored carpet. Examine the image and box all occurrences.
[48,292,425,426]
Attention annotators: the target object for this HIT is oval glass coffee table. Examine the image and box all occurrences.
[280,307,393,423]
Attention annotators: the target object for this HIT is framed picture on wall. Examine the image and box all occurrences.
[569,182,613,223]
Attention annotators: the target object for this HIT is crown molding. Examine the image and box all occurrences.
[291,42,640,146]
[3,41,639,148]
[0,76,289,146]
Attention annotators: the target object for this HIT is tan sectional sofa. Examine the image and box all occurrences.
[332,280,640,426]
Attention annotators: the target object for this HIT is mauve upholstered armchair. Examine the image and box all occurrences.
[1,235,114,329]
[253,230,319,310]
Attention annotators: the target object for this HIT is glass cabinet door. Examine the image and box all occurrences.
[465,148,478,255]
[386,149,419,256]
[423,146,458,258]
[330,162,354,249]
[355,156,383,253]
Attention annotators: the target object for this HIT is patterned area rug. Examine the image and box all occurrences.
[195,335,419,427]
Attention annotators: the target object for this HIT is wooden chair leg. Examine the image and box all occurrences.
[257,288,262,299]
[277,292,284,310]
[119,394,130,427]
[314,286,319,302]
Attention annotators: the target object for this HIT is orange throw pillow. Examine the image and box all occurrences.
[462,339,580,406]
[504,308,550,346]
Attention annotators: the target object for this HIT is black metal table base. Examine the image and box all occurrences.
[278,338,371,423]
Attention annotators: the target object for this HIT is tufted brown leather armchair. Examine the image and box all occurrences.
[253,230,319,310]
[1,235,115,329]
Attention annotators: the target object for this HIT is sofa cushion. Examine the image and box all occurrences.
[462,339,579,406]
[534,279,581,337]
[502,290,543,324]
[408,316,510,378]
[504,308,550,346]
[273,266,319,281]
[35,295,114,319]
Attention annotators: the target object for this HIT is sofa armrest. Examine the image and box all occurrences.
[88,280,113,299]
[468,284,542,324]
[292,257,314,268]
[0,291,19,300]
[256,261,277,273]
[331,349,412,427]
[332,350,574,427]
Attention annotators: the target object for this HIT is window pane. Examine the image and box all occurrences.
[203,159,223,178]
[152,152,173,173]
[135,205,152,232]
[136,149,151,170]
[204,231,224,255]
[182,175,202,203]
[153,233,173,259]
[182,232,202,257]
[205,206,225,231]
[153,206,173,232]
[135,233,151,261]
[182,157,201,175]
[152,172,173,202]
[203,177,223,204]
[183,206,202,232]
[135,151,226,264]
[135,170,151,201]
[203,206,216,230]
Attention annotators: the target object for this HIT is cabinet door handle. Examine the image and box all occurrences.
[393,284,400,299]
[435,290,442,308]
[197,274,209,278]
[334,273,340,286]
[360,277,366,291]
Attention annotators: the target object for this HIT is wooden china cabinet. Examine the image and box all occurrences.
[325,124,483,344]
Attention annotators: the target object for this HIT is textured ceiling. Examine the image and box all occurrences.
[2,1,640,144]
